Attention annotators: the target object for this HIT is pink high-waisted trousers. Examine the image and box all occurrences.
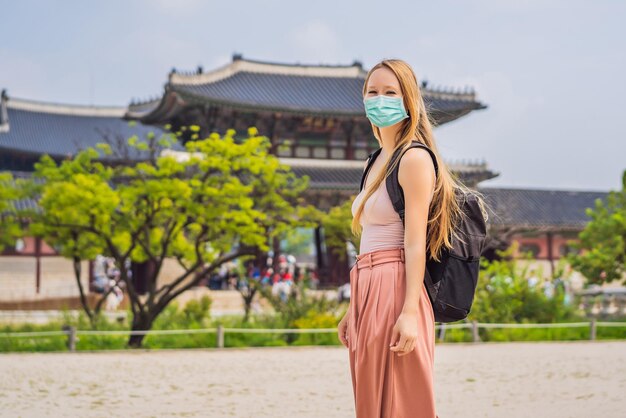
[348,246,437,418]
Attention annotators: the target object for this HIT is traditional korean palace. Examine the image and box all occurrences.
[0,54,608,289]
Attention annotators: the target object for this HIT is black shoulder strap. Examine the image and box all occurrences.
[386,141,438,226]
[359,147,383,192]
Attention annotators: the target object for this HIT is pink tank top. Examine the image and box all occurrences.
[351,160,436,255]
[351,172,405,255]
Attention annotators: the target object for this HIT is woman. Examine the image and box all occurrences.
[337,59,466,418]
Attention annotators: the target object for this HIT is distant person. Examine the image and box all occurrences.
[337,281,351,303]
[562,278,573,305]
[260,268,272,286]
[106,257,120,281]
[309,269,319,290]
[527,267,540,288]
[542,277,555,298]
[286,254,297,276]
[271,276,289,302]
[105,279,123,311]
[93,255,108,293]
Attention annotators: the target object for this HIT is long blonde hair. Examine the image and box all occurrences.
[351,59,483,262]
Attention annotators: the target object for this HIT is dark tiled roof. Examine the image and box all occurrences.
[175,71,368,114]
[174,73,485,118]
[0,97,183,161]
[127,54,487,121]
[477,186,609,229]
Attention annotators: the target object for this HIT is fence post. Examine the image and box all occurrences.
[216,325,224,348]
[471,320,480,343]
[438,323,446,342]
[62,325,76,351]
[589,319,596,341]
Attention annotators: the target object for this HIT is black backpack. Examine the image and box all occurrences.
[359,140,488,323]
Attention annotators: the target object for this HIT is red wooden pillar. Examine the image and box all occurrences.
[35,237,42,294]
[546,231,554,277]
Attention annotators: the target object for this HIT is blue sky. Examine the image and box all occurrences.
[1,0,624,191]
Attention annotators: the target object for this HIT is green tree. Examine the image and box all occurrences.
[19,126,318,348]
[282,227,315,256]
[322,200,358,264]
[567,169,626,286]
[0,172,22,252]
[470,242,577,323]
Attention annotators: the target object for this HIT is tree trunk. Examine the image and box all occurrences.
[242,286,257,323]
[73,256,95,326]
[131,259,157,295]
[127,314,153,348]
[272,235,281,272]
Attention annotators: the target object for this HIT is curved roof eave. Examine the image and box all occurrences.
[174,87,365,118]
[131,85,486,124]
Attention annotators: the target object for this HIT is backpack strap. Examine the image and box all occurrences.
[359,147,383,192]
[386,141,438,226]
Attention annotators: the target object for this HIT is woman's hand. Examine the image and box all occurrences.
[389,311,419,356]
[337,309,350,348]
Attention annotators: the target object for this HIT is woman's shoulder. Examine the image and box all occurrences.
[397,145,436,183]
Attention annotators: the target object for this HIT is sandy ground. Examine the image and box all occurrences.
[0,341,624,418]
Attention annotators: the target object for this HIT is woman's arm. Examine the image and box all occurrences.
[397,146,436,315]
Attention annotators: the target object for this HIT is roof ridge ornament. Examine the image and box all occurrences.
[1,89,10,132]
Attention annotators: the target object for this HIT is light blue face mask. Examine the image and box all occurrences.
[363,95,409,127]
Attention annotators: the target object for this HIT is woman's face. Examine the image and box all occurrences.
[365,67,402,99]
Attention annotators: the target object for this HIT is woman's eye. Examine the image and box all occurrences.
[366,90,396,95]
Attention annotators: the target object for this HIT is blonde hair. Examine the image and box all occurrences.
[351,58,485,262]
